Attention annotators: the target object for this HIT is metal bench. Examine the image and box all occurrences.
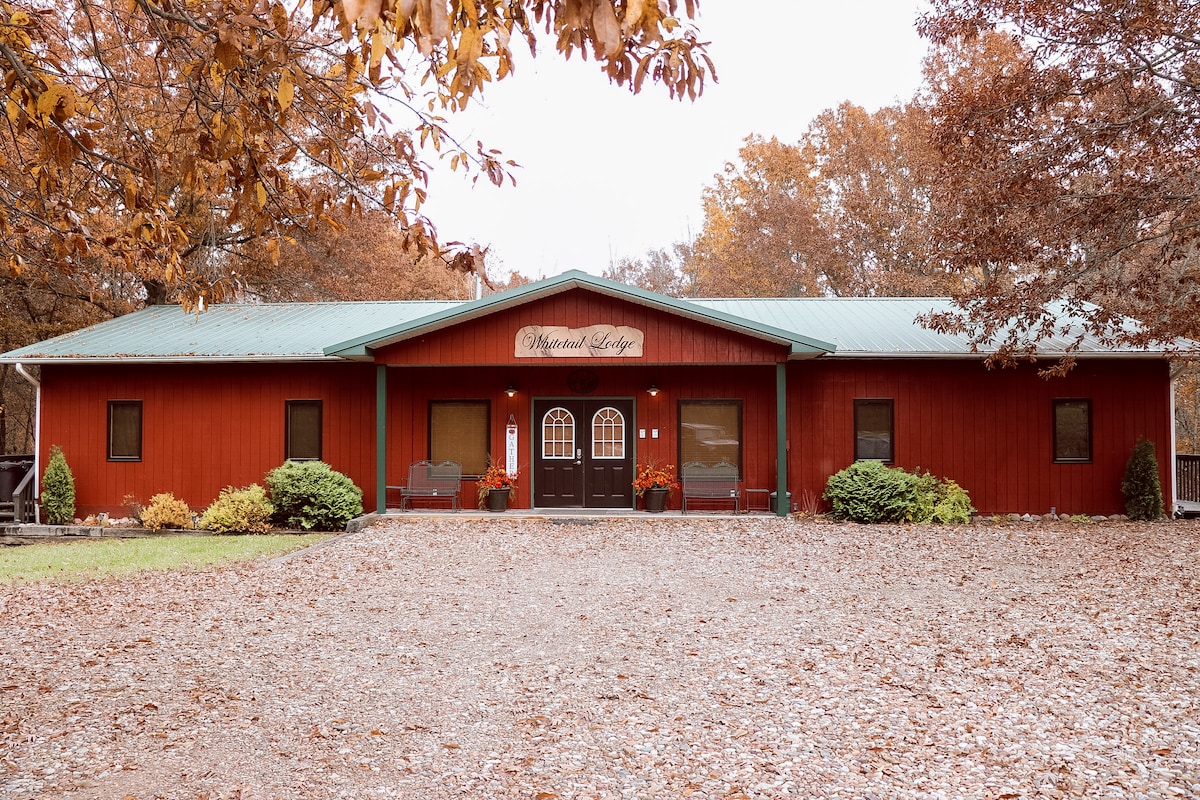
[390,460,462,511]
[681,461,741,514]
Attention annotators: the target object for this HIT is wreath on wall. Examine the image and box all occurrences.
[566,368,599,394]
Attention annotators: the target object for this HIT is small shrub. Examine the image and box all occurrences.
[912,473,975,524]
[141,492,193,530]
[794,488,822,518]
[122,493,144,524]
[931,480,974,524]
[200,484,274,534]
[41,445,76,525]
[1121,437,1164,521]
[823,460,919,523]
[266,460,363,531]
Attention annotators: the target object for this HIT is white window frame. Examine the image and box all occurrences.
[542,406,576,459]
[591,406,625,459]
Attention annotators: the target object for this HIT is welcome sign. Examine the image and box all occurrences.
[515,325,645,358]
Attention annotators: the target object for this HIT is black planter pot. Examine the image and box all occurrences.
[486,488,510,512]
[643,487,668,513]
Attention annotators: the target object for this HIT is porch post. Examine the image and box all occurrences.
[376,364,387,514]
[775,361,788,516]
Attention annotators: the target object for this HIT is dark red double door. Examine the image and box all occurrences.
[533,398,634,508]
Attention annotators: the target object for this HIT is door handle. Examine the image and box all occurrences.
[574,448,582,465]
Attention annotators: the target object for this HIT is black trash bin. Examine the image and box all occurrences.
[0,459,33,500]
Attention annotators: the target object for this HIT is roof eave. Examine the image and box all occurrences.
[826,350,1181,359]
[324,270,837,357]
[0,355,346,365]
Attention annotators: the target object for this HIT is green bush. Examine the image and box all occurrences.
[141,492,193,530]
[1121,437,1164,521]
[200,484,275,534]
[930,479,975,524]
[266,460,363,531]
[41,445,76,525]
[824,461,974,524]
[823,460,919,523]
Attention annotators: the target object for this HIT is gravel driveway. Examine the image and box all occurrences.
[2,517,1198,799]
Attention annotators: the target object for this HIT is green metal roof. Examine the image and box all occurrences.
[0,272,1185,364]
[0,301,458,363]
[695,297,1187,357]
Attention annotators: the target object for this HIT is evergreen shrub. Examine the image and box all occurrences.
[824,460,974,524]
[141,492,193,530]
[1121,437,1164,521]
[41,445,76,525]
[200,484,275,534]
[266,460,363,531]
[823,460,919,523]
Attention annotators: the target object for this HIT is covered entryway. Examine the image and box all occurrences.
[533,398,634,508]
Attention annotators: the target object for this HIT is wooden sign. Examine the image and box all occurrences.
[515,325,644,358]
[505,421,519,476]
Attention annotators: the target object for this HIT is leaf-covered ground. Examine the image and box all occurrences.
[2,518,1197,799]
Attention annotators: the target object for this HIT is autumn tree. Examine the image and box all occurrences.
[1175,363,1200,454]
[918,1,1200,360]
[0,0,714,309]
[684,104,961,298]
[603,245,690,296]
[248,211,479,301]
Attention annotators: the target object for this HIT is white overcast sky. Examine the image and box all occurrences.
[418,1,932,280]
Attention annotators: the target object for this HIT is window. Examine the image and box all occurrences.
[1053,399,1092,462]
[285,400,322,461]
[679,400,741,473]
[108,400,142,461]
[541,407,575,459]
[430,401,489,475]
[592,406,625,459]
[854,399,894,462]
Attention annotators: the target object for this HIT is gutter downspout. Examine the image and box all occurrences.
[14,362,40,523]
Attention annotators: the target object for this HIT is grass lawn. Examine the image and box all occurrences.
[0,533,331,584]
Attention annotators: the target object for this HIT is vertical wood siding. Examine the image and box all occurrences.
[788,359,1172,516]
[384,364,780,510]
[375,289,785,366]
[38,355,1172,518]
[40,362,377,517]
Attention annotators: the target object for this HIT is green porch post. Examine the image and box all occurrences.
[376,364,387,514]
[776,361,788,516]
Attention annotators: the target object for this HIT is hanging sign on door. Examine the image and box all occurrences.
[506,418,519,477]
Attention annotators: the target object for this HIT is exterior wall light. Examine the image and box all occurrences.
[647,384,660,397]
[505,385,517,398]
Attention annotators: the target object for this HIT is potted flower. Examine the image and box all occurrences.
[633,462,678,513]
[477,461,518,512]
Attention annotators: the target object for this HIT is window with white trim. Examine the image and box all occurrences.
[591,406,625,459]
[542,407,575,459]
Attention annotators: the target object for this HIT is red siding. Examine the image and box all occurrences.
[789,358,1173,516]
[376,289,785,366]
[36,355,1173,519]
[384,364,779,510]
[40,363,377,517]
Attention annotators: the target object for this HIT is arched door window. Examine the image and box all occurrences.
[542,407,575,459]
[591,406,625,459]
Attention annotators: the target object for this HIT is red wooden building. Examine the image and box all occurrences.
[0,271,1179,519]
